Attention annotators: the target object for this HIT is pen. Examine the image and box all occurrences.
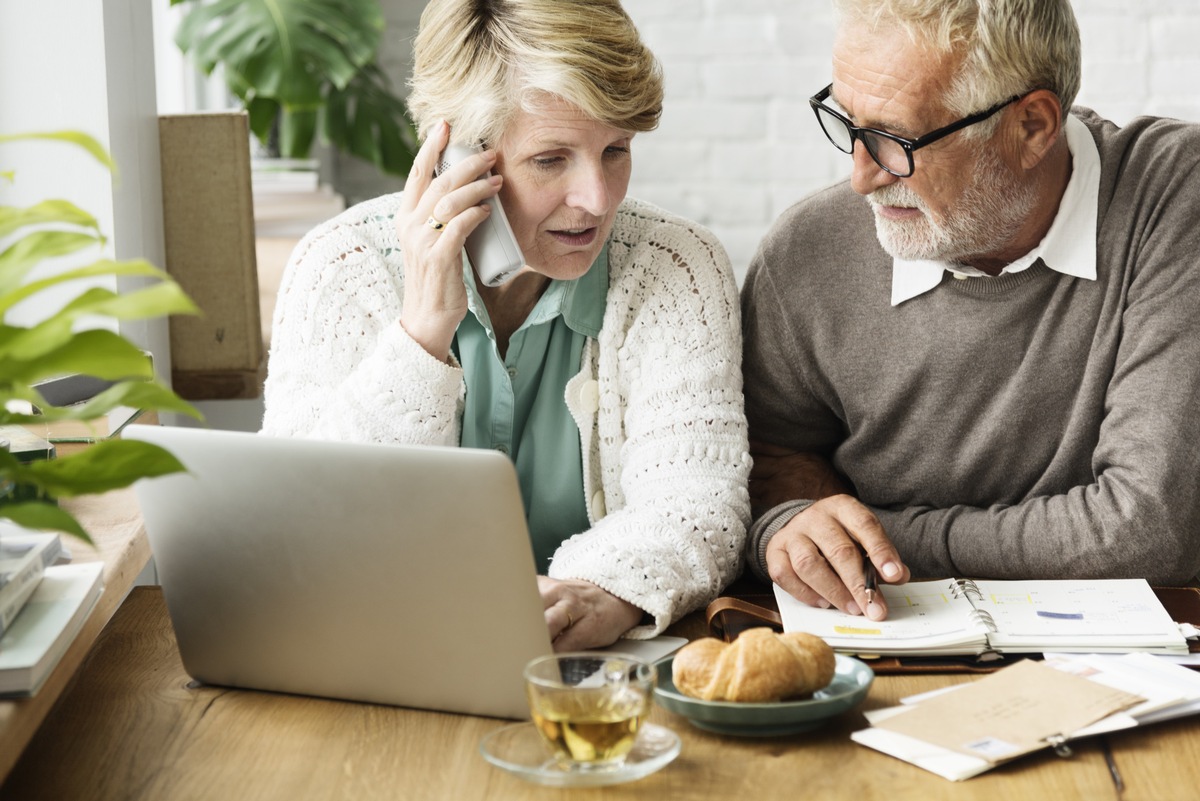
[863,553,877,607]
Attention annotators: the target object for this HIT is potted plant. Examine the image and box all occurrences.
[0,131,202,542]
[171,0,418,178]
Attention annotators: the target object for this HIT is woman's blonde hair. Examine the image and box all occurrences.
[407,0,663,147]
[834,0,1081,139]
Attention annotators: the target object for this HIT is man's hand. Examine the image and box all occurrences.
[766,494,909,621]
[750,441,852,513]
[538,577,644,651]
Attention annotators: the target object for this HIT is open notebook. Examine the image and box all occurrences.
[774,578,1190,656]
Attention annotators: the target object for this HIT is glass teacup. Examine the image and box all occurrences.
[524,653,656,771]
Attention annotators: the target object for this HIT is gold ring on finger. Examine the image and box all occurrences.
[426,215,447,231]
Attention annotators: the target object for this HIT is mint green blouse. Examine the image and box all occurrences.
[452,246,608,574]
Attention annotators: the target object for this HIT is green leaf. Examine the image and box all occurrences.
[0,258,179,317]
[0,445,21,472]
[0,199,102,241]
[86,381,203,421]
[0,382,44,418]
[0,231,103,298]
[246,96,281,143]
[323,84,349,147]
[0,501,91,544]
[19,439,188,497]
[324,64,417,176]
[349,105,379,166]
[0,328,154,385]
[0,379,203,427]
[175,0,241,72]
[58,280,201,320]
[280,108,319,159]
[0,314,73,364]
[44,257,170,285]
[51,380,201,422]
[0,131,116,173]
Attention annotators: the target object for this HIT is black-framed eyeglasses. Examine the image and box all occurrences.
[809,84,1022,177]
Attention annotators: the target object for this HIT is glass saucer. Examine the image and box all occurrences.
[478,721,681,787]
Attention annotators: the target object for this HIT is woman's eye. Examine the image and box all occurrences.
[533,156,563,168]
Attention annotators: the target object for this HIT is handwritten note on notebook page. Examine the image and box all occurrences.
[773,579,991,655]
[773,578,1188,656]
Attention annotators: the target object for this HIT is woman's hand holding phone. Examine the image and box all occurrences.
[394,120,503,362]
[437,143,525,288]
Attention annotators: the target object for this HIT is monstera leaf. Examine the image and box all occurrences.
[172,0,415,175]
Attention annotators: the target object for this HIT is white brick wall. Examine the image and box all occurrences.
[361,0,1200,282]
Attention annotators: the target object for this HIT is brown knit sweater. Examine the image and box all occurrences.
[743,108,1200,585]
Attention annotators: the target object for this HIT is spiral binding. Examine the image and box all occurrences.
[968,609,998,632]
[948,578,983,602]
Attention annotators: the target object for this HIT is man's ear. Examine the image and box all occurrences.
[1012,89,1063,170]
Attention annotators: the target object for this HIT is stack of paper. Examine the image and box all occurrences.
[0,529,63,638]
[852,655,1200,780]
[0,561,104,697]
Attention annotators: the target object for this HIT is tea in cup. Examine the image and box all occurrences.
[524,653,656,770]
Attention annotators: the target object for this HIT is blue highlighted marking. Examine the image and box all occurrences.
[1036,610,1084,620]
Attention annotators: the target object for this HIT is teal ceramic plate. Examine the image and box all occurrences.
[653,654,874,737]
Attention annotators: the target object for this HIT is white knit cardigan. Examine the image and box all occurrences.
[261,194,751,636]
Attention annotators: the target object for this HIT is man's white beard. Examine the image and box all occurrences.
[868,147,1038,264]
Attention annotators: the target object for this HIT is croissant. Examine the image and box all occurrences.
[672,629,836,703]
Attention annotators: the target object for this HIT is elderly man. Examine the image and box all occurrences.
[742,0,1200,622]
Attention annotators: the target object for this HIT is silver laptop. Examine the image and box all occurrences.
[124,424,553,719]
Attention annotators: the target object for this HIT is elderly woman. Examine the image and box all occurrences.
[261,0,750,650]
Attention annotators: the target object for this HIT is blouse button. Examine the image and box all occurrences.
[578,379,600,414]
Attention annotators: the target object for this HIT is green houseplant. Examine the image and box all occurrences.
[171,0,418,177]
[0,131,202,543]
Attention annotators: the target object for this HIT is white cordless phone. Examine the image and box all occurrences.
[436,143,526,287]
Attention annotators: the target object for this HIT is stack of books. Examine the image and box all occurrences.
[0,528,63,637]
[0,525,104,697]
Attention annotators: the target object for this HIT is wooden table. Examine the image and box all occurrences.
[6,587,1200,800]
[0,488,150,781]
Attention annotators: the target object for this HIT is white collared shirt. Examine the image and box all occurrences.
[890,114,1100,306]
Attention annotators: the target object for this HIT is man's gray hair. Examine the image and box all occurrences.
[834,0,1081,138]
